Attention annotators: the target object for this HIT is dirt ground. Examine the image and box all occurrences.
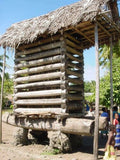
[0,122,120,160]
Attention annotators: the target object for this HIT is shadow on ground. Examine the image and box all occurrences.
[72,133,107,156]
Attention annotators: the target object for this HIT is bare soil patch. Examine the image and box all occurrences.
[0,122,120,160]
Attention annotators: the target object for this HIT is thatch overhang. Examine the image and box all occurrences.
[0,0,120,50]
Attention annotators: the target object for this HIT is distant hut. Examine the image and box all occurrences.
[0,0,120,152]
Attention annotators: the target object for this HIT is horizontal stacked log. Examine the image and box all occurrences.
[64,33,84,113]
[2,113,94,136]
[14,32,84,115]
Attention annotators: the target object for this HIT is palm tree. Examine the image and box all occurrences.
[0,54,10,80]
[99,40,120,68]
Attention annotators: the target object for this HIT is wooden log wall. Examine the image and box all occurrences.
[14,33,84,114]
[64,33,84,113]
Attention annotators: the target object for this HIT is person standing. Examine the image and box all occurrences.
[113,113,119,126]
[114,123,120,150]
[101,108,109,138]
[113,113,120,150]
[103,125,116,160]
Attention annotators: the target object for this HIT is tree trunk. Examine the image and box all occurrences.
[93,23,99,160]
[2,113,94,136]
[0,49,6,143]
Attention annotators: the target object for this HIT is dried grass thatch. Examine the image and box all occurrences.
[0,0,113,48]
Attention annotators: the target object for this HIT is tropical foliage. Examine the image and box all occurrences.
[0,53,13,108]
[85,41,120,108]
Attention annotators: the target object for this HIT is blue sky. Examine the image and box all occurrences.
[0,0,110,81]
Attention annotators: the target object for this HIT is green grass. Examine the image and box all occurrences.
[41,148,60,155]
[2,108,13,114]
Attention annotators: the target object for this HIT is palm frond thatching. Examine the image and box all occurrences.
[0,0,113,48]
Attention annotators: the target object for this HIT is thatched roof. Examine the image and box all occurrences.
[0,0,119,48]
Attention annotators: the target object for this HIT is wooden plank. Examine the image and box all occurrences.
[15,55,64,69]
[17,34,61,50]
[2,113,94,136]
[67,94,83,101]
[15,80,62,89]
[16,41,61,56]
[101,14,120,33]
[14,89,66,99]
[68,85,83,92]
[65,39,82,50]
[14,98,66,105]
[15,48,61,62]
[93,23,99,160]
[67,69,81,78]
[96,21,111,37]
[67,61,81,70]
[110,37,113,124]
[15,63,64,76]
[76,21,91,28]
[68,102,83,111]
[64,33,80,44]
[66,46,82,56]
[68,77,83,85]
[15,72,64,83]
[14,108,64,115]
[66,53,82,63]
[74,28,94,45]
[60,36,67,110]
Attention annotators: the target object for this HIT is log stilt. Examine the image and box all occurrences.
[2,113,94,136]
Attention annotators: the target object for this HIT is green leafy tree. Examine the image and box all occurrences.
[94,57,120,108]
[99,40,120,69]
[84,81,95,93]
[85,41,120,107]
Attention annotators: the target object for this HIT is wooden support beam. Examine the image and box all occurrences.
[15,80,61,89]
[65,39,82,50]
[16,41,61,56]
[68,78,83,85]
[66,53,82,63]
[68,85,83,92]
[64,33,80,44]
[74,28,94,45]
[60,35,67,110]
[14,89,66,99]
[96,21,111,37]
[101,14,120,33]
[67,94,83,101]
[66,69,81,78]
[2,113,94,136]
[66,46,82,56]
[68,102,83,111]
[15,48,61,62]
[15,55,64,69]
[15,72,64,83]
[93,23,99,160]
[110,37,113,124]
[14,98,66,106]
[15,63,64,76]
[17,34,61,50]
[79,24,94,32]
[14,108,64,115]
[67,61,81,70]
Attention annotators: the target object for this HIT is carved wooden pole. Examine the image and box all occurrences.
[93,23,99,160]
[0,49,6,143]
[110,37,113,124]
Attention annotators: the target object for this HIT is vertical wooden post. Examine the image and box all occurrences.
[0,49,6,143]
[93,23,99,160]
[110,37,113,124]
[60,34,67,112]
